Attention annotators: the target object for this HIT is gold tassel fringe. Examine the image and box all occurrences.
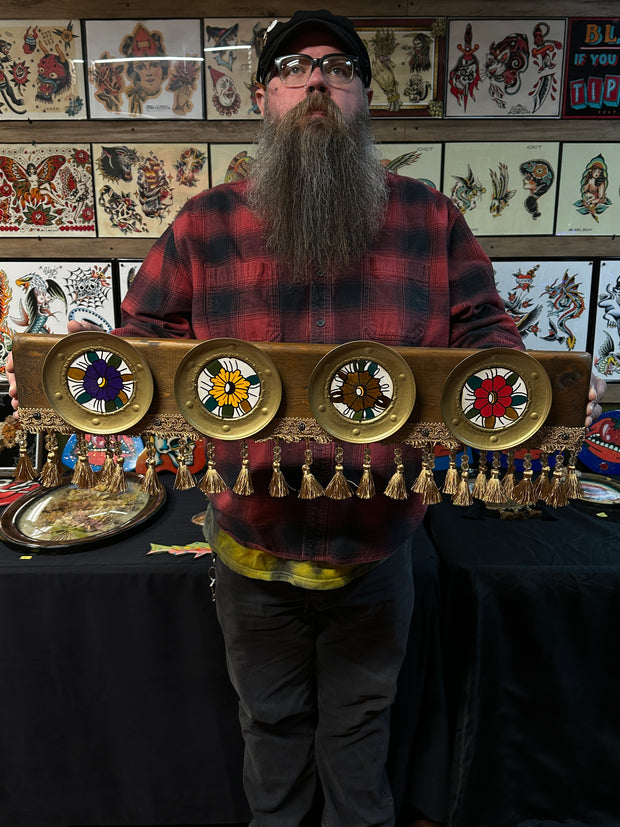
[512,453,536,506]
[233,441,254,496]
[174,437,196,491]
[356,446,375,500]
[325,446,353,500]
[299,445,324,499]
[384,447,408,500]
[483,452,505,504]
[40,431,63,488]
[200,442,229,495]
[72,433,95,489]
[442,449,460,495]
[452,453,473,507]
[269,442,289,497]
[14,429,37,482]
[141,437,164,495]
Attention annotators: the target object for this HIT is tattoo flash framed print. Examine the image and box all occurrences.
[0,19,86,119]
[352,17,446,118]
[492,259,593,352]
[92,143,209,237]
[203,17,277,121]
[443,142,559,236]
[0,144,95,235]
[85,19,204,119]
[445,18,566,118]
[555,142,620,236]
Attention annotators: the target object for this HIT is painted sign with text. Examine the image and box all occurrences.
[563,17,620,118]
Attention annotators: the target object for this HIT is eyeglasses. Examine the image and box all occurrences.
[271,53,361,86]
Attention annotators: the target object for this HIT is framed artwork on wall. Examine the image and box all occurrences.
[377,142,442,189]
[117,259,143,305]
[442,141,560,236]
[203,17,277,120]
[353,17,446,118]
[92,142,209,237]
[209,143,256,186]
[555,142,620,236]
[85,19,204,119]
[491,258,593,352]
[444,17,566,117]
[0,144,95,235]
[592,259,620,382]
[0,259,115,378]
[0,19,86,119]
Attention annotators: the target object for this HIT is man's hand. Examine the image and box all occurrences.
[586,372,606,428]
[6,320,102,413]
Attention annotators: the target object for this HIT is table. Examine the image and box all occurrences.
[425,497,620,827]
[0,474,450,826]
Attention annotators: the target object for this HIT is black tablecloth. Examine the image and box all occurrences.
[0,475,450,826]
[425,499,620,827]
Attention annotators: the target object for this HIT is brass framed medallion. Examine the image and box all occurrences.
[174,338,282,440]
[42,331,154,434]
[308,341,416,444]
[440,348,552,451]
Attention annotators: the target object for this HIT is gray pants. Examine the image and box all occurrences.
[215,541,415,827]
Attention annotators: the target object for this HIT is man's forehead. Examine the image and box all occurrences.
[280,31,349,55]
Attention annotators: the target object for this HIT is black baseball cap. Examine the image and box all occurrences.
[256,10,372,88]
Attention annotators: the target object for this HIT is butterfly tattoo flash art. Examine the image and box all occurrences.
[0,145,95,234]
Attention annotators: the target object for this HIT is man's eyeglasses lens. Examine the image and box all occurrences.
[274,54,358,86]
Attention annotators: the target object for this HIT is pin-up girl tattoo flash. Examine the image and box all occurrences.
[574,154,612,223]
[120,23,168,116]
[519,159,555,220]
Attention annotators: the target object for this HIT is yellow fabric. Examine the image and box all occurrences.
[208,516,375,590]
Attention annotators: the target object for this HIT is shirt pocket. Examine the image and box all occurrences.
[201,262,282,341]
[361,259,429,346]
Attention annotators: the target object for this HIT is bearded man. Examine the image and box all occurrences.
[6,9,605,827]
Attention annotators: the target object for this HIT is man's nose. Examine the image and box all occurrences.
[305,64,328,93]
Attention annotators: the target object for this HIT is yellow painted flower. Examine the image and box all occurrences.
[209,368,251,408]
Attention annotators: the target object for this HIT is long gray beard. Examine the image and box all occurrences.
[247,93,389,284]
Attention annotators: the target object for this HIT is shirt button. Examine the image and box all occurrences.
[316,268,326,278]
[316,319,326,327]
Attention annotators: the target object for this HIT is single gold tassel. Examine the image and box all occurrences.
[325,445,353,500]
[483,452,505,504]
[141,436,164,495]
[565,450,583,501]
[299,444,325,499]
[533,452,551,503]
[174,436,196,491]
[452,452,473,507]
[356,446,376,500]
[472,452,488,500]
[40,431,63,488]
[512,453,536,506]
[411,448,442,505]
[384,447,408,500]
[200,441,229,496]
[442,449,460,495]
[545,452,568,508]
[95,436,115,489]
[501,450,516,501]
[107,436,128,494]
[14,429,37,482]
[233,441,254,496]
[72,433,95,489]
[269,442,289,497]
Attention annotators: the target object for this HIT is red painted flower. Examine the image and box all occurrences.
[0,184,12,198]
[473,374,513,419]
[71,149,90,167]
